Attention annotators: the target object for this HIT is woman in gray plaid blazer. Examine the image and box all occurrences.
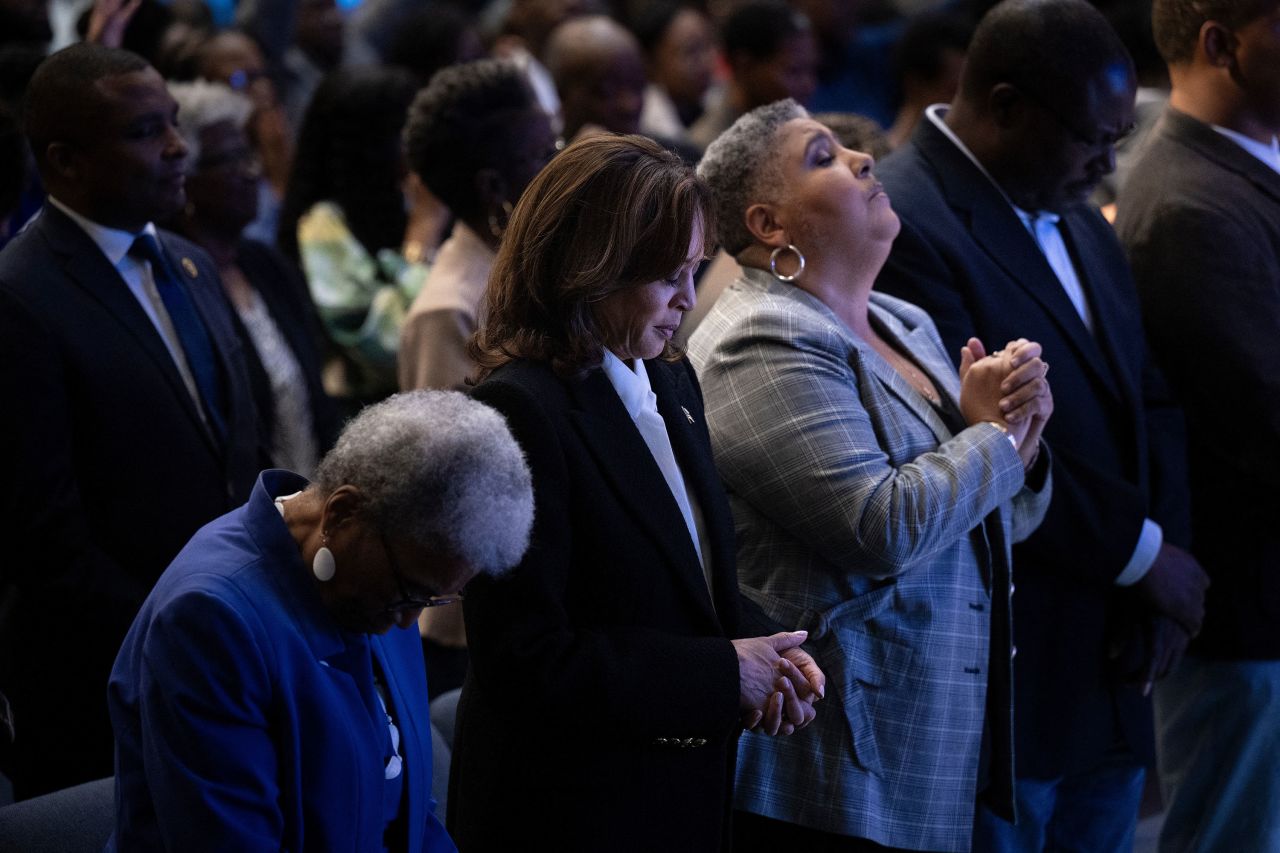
[687,100,1054,852]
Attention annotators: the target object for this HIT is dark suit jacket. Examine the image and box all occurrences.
[235,238,340,458]
[0,203,262,797]
[1116,107,1280,661]
[875,118,1191,777]
[449,356,768,852]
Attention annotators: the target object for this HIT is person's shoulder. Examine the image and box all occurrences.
[473,359,572,417]
[692,274,856,372]
[0,209,59,283]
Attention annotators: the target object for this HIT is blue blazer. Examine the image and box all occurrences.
[107,470,454,853]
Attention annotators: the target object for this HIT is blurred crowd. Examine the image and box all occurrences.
[1,0,1277,850]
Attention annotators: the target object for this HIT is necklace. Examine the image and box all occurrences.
[871,337,940,404]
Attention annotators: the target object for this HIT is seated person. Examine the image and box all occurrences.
[107,390,535,851]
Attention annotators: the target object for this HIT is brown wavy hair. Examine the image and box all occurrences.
[470,133,714,381]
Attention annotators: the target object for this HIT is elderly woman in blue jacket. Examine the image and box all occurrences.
[106,390,534,852]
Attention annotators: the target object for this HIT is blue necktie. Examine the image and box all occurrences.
[130,234,227,443]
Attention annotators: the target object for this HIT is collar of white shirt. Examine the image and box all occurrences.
[1211,124,1280,175]
[600,349,656,420]
[46,195,160,268]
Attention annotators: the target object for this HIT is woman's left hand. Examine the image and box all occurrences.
[996,339,1053,468]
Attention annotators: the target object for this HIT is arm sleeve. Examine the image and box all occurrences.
[135,586,283,851]
[879,213,1154,585]
[699,307,1026,579]
[464,378,741,741]
[397,308,476,392]
[1128,199,1280,489]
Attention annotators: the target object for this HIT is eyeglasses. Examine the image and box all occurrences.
[1018,85,1135,151]
[379,532,464,611]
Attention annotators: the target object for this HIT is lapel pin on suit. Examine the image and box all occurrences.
[681,405,695,424]
[181,258,199,278]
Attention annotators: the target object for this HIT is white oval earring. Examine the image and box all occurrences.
[769,244,806,282]
[313,533,336,582]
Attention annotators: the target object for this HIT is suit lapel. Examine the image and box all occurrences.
[1164,107,1280,206]
[38,207,226,459]
[568,366,721,628]
[1057,214,1140,415]
[916,122,1123,403]
[648,360,736,629]
[159,233,240,448]
[863,304,956,446]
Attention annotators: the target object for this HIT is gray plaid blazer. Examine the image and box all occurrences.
[687,268,1050,852]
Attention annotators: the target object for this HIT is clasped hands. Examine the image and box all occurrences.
[958,337,1054,470]
[733,631,826,737]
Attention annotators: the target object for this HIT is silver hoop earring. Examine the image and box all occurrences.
[313,533,336,582]
[769,244,805,282]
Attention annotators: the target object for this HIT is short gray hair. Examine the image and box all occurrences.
[166,80,253,170]
[314,390,534,575]
[697,99,807,256]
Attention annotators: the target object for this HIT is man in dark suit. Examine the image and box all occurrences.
[874,0,1210,848]
[0,43,261,798]
[1115,1,1280,848]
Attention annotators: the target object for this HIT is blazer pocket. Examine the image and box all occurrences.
[827,629,913,777]
[739,583,910,775]
[822,584,911,778]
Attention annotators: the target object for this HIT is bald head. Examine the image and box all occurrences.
[545,15,646,136]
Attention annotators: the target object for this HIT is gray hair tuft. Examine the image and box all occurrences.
[314,390,534,576]
[166,80,253,170]
[697,99,808,256]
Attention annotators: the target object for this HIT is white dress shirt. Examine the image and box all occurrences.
[47,197,208,421]
[600,351,715,602]
[1212,124,1280,175]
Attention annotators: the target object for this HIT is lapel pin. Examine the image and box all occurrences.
[181,257,199,278]
[681,406,695,424]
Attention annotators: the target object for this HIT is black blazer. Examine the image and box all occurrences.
[449,356,768,852]
[0,203,262,796]
[1117,107,1280,661]
[875,119,1191,778]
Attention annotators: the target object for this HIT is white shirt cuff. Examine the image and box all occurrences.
[1114,518,1163,586]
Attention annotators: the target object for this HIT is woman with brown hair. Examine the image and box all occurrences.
[448,134,825,852]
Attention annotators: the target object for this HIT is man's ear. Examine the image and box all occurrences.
[43,142,78,184]
[744,201,789,249]
[1201,21,1237,70]
[987,82,1030,131]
